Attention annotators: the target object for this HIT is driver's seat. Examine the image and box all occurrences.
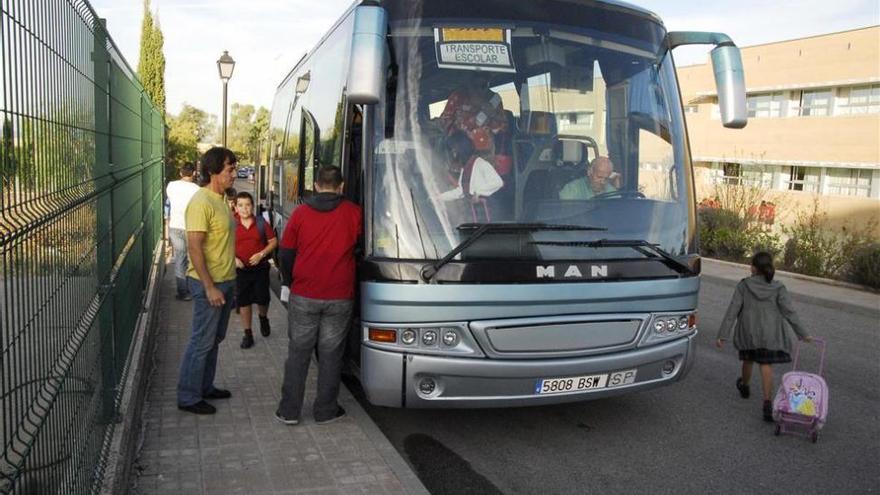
[551,140,587,196]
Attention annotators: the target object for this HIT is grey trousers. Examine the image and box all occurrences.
[169,228,189,296]
[278,295,354,421]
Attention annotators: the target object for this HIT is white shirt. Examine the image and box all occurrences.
[166,179,200,230]
[439,157,503,201]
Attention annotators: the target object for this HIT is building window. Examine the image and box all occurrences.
[556,111,594,133]
[721,162,742,185]
[747,92,785,118]
[742,167,773,189]
[786,166,820,192]
[684,105,699,114]
[799,89,833,116]
[826,168,872,197]
[837,84,880,115]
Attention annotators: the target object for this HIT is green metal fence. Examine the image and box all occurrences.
[0,1,165,493]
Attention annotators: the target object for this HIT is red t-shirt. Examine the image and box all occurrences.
[235,217,276,268]
[280,200,362,300]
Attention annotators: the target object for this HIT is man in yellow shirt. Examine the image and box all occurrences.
[177,147,238,415]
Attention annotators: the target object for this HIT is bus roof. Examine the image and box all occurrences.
[277,0,665,91]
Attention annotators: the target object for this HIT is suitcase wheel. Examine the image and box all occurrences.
[811,431,819,443]
[774,424,781,436]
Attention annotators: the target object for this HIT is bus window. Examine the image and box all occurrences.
[282,105,302,213]
[301,110,319,197]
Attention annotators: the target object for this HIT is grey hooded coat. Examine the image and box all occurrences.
[717,275,811,353]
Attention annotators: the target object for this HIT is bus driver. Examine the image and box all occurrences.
[559,156,621,200]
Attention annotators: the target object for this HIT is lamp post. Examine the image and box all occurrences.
[216,50,235,147]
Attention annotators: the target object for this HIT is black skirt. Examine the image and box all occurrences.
[739,348,791,364]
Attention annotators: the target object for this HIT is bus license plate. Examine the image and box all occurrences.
[535,370,637,395]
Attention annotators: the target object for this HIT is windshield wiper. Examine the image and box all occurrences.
[529,239,696,276]
[420,223,607,282]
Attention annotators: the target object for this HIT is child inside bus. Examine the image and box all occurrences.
[439,131,503,223]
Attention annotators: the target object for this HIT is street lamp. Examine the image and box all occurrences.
[217,50,235,147]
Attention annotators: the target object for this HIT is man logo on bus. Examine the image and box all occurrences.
[536,265,609,279]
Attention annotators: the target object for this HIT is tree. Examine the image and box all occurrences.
[247,107,270,164]
[177,104,217,142]
[0,118,16,188]
[166,104,216,180]
[226,104,270,164]
[137,0,165,116]
[152,15,166,115]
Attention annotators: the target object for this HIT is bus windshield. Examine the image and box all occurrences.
[371,14,693,265]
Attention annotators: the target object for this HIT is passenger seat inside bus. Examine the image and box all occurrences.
[517,111,561,210]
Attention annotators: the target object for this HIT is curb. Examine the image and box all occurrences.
[99,241,165,495]
[339,385,430,495]
[703,257,879,294]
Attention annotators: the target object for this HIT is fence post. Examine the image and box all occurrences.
[93,18,118,424]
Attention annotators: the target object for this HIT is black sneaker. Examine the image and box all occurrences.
[274,411,299,425]
[175,293,192,301]
[736,378,750,399]
[178,400,216,415]
[204,388,232,399]
[315,406,346,425]
[259,316,271,337]
[763,400,773,422]
[240,332,254,349]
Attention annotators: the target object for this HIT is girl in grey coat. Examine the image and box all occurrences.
[716,252,812,421]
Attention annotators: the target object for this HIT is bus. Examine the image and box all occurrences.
[258,0,747,408]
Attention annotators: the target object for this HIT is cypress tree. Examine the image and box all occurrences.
[137,0,154,93]
[152,15,166,116]
[137,0,166,116]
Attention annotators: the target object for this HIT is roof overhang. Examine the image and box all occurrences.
[693,76,880,98]
[694,156,880,170]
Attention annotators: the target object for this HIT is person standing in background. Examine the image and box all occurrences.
[166,162,200,301]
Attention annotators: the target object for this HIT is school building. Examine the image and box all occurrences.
[677,25,880,233]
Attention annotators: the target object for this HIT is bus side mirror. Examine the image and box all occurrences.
[667,31,747,129]
[347,5,387,104]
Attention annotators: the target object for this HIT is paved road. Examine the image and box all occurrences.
[347,274,880,495]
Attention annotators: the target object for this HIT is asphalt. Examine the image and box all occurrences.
[350,259,880,495]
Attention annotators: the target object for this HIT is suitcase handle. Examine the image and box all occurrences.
[792,337,826,376]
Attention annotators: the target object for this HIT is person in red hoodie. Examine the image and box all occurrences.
[275,165,362,425]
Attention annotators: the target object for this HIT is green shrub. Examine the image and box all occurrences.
[698,206,781,262]
[698,207,745,257]
[782,198,878,279]
[849,244,880,289]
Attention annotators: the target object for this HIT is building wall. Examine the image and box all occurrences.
[678,26,880,237]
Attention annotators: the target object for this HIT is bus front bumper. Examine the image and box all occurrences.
[361,333,697,408]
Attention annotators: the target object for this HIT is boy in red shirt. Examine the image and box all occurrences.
[234,192,277,349]
[275,166,361,425]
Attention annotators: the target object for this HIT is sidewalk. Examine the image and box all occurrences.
[131,263,428,495]
[701,258,880,311]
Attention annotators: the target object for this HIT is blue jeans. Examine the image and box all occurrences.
[177,277,235,406]
[278,295,354,421]
[169,228,189,296]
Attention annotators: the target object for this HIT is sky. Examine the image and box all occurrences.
[91,0,879,118]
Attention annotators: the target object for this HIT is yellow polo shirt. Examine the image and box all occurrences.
[185,188,236,283]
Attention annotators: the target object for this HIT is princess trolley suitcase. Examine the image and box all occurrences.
[772,337,828,443]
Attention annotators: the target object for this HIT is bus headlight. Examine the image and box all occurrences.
[653,320,665,333]
[401,329,417,345]
[643,312,698,346]
[362,323,483,357]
